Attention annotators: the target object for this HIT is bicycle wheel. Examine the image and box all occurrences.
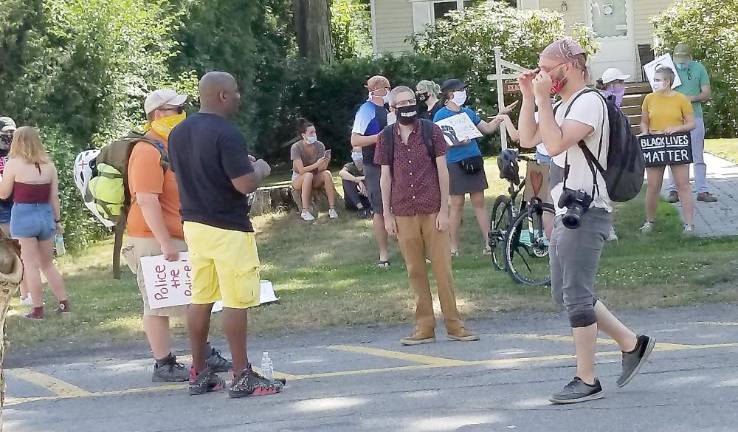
[505,202,555,286]
[488,195,513,271]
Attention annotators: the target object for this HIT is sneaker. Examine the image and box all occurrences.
[400,332,436,346]
[450,249,460,257]
[24,307,43,320]
[482,245,492,256]
[20,296,33,306]
[607,226,618,242]
[617,335,656,388]
[152,354,189,382]
[328,208,339,219]
[683,224,695,234]
[189,367,225,395]
[666,191,679,203]
[447,328,480,342]
[228,365,284,398]
[205,344,232,373]
[696,192,717,203]
[300,210,315,222]
[639,221,654,234]
[549,377,604,404]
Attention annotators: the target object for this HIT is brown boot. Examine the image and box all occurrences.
[447,327,480,342]
[400,332,436,346]
[697,192,718,202]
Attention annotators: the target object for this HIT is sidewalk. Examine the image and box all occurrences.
[662,153,738,237]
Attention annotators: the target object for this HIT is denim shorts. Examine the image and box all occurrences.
[10,203,56,241]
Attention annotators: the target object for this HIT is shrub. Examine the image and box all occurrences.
[652,0,738,138]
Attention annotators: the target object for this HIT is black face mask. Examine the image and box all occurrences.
[416,92,429,103]
[0,134,11,151]
[396,105,418,125]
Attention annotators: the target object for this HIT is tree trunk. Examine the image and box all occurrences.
[293,0,334,63]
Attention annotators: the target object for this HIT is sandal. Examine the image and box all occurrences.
[377,260,390,269]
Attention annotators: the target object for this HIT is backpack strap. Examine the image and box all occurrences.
[382,124,395,174]
[419,119,437,166]
[560,89,605,198]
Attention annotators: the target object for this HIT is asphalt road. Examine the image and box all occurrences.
[5,304,738,432]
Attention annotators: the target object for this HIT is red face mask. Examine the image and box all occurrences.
[548,64,568,95]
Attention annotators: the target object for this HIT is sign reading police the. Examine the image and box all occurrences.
[639,132,693,167]
[140,253,278,310]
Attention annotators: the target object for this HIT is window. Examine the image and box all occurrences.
[590,0,628,38]
[433,1,460,21]
[411,0,468,33]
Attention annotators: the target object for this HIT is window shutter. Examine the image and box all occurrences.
[412,2,432,33]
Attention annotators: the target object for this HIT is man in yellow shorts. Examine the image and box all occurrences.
[168,71,282,398]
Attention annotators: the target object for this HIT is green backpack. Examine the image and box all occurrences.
[78,133,169,278]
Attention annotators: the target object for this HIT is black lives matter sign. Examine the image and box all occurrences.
[639,133,693,167]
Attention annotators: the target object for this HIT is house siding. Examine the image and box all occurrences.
[374,0,414,54]
[633,0,674,45]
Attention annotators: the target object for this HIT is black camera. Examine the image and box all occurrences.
[558,188,593,229]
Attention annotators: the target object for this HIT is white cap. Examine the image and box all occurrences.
[144,89,187,116]
[601,68,630,84]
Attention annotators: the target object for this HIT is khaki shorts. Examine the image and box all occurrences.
[183,222,261,310]
[125,237,189,317]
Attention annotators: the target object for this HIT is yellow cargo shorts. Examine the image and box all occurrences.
[183,222,261,309]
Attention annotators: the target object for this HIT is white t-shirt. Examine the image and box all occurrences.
[545,89,612,215]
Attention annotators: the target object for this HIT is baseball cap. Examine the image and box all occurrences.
[144,89,188,116]
[440,79,467,93]
[366,75,390,92]
[672,43,692,64]
[601,68,630,84]
[0,117,16,133]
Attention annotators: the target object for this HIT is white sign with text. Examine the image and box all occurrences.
[140,253,278,310]
[435,113,483,147]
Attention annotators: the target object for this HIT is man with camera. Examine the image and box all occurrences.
[518,39,655,404]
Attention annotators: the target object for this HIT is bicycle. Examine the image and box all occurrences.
[488,150,555,286]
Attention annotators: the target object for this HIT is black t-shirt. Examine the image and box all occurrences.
[169,113,255,232]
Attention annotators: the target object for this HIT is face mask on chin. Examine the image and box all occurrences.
[549,65,569,95]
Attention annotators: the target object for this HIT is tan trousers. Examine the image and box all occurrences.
[396,213,463,335]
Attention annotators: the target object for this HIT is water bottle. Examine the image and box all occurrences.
[261,352,273,380]
[54,233,66,256]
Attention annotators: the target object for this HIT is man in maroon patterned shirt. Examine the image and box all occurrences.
[375,86,479,346]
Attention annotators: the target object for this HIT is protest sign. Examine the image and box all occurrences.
[140,253,278,310]
[643,54,682,91]
[435,113,483,147]
[639,132,693,167]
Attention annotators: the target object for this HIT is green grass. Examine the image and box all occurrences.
[7,157,738,348]
[705,138,738,163]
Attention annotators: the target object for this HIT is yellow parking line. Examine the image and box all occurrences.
[6,368,91,398]
[7,340,738,407]
[330,344,470,366]
[503,333,619,345]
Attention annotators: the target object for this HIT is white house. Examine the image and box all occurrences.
[370,0,676,81]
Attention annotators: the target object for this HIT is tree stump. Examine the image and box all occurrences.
[250,183,343,216]
[0,237,23,427]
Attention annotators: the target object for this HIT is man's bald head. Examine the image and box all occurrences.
[198,71,241,117]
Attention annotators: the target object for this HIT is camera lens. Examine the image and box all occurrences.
[562,213,581,229]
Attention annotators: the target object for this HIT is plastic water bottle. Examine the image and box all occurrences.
[54,233,66,256]
[261,352,273,380]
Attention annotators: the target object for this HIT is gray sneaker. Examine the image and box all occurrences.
[617,335,655,387]
[152,354,189,382]
[549,377,604,404]
[205,343,233,373]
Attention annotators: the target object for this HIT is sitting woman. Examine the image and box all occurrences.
[291,118,338,221]
[640,67,696,233]
[0,126,69,319]
[339,147,371,219]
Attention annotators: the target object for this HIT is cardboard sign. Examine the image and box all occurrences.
[639,132,693,167]
[643,54,682,91]
[435,113,483,147]
[140,253,278,310]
